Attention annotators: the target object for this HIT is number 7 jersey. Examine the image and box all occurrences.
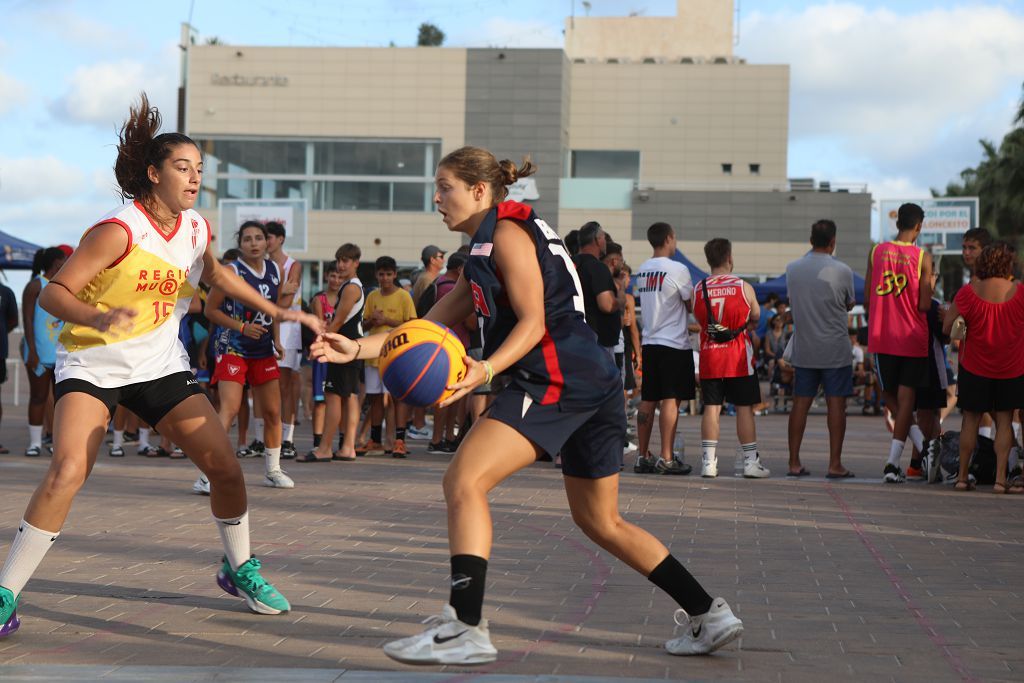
[464,200,620,409]
[56,201,209,387]
[867,240,928,357]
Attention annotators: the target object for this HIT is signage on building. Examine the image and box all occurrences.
[219,199,309,253]
[506,177,539,202]
[211,73,289,87]
[879,197,979,254]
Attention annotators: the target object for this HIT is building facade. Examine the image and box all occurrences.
[182,0,872,292]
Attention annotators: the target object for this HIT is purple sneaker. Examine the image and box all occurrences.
[0,586,19,639]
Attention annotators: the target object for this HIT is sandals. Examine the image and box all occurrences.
[296,451,332,463]
[992,481,1024,495]
[954,479,975,492]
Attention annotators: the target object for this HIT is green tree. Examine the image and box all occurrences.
[417,23,444,46]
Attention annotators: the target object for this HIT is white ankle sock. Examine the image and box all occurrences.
[282,423,294,443]
[265,446,281,473]
[887,439,904,467]
[138,428,151,449]
[112,430,124,448]
[978,426,993,440]
[214,512,250,571]
[28,425,42,449]
[908,425,925,452]
[701,440,718,462]
[1013,422,1022,444]
[741,441,758,461]
[0,520,60,597]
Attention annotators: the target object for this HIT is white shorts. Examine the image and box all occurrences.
[364,365,389,395]
[278,347,302,371]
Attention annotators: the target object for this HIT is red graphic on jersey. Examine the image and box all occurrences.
[470,280,491,317]
[497,201,531,222]
[191,219,200,249]
[159,279,179,296]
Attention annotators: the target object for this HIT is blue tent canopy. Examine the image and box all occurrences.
[0,230,42,270]
[752,272,867,305]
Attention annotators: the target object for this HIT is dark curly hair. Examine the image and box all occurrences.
[974,241,1017,280]
[114,92,199,201]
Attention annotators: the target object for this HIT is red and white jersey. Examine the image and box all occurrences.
[867,241,928,357]
[692,274,754,379]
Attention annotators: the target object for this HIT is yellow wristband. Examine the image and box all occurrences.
[482,360,494,385]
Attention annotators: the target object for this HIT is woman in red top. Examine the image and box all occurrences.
[943,242,1024,493]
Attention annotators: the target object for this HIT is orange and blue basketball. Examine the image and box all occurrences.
[378,320,467,407]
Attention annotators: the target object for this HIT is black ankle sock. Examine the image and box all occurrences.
[371,425,382,443]
[648,554,713,616]
[449,554,487,626]
[312,433,322,448]
[396,427,407,441]
[337,433,344,450]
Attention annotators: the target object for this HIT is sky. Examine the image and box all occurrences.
[2,0,1023,297]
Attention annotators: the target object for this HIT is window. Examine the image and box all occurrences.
[570,150,640,181]
[721,163,733,175]
[195,137,440,212]
[749,163,760,176]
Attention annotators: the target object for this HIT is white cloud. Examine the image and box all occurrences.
[49,45,179,129]
[0,155,86,202]
[0,71,29,116]
[450,18,564,49]
[741,3,1024,195]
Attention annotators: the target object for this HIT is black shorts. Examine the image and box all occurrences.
[487,386,625,479]
[640,345,696,402]
[54,371,205,427]
[956,365,1024,413]
[873,353,931,392]
[915,388,948,410]
[700,374,762,406]
[324,361,361,397]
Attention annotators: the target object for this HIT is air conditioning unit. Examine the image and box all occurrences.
[789,178,815,191]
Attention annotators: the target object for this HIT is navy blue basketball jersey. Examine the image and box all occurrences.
[222,259,280,358]
[465,201,620,409]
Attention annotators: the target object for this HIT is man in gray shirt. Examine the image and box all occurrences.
[785,220,856,478]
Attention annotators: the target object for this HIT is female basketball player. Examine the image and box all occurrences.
[312,146,743,664]
[21,247,67,457]
[202,221,292,489]
[0,94,320,640]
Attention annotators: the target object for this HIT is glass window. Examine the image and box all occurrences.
[317,181,391,211]
[393,182,431,212]
[749,163,760,175]
[198,139,306,174]
[722,163,733,175]
[313,141,440,177]
[570,150,640,181]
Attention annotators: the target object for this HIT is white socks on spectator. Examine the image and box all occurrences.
[265,446,281,473]
[702,440,718,462]
[138,428,151,450]
[282,422,294,443]
[741,441,758,461]
[978,426,993,440]
[0,520,60,598]
[887,439,904,468]
[112,430,124,449]
[1014,422,1022,445]
[28,425,42,449]
[214,512,250,571]
[908,425,925,453]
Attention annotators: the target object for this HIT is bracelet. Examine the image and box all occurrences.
[481,360,494,385]
[239,321,246,333]
[355,339,362,358]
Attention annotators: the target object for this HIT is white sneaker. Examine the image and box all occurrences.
[743,455,770,478]
[701,456,718,478]
[263,469,295,489]
[623,440,638,454]
[405,426,432,441]
[666,597,743,656]
[383,604,497,665]
[192,475,210,496]
[925,440,943,484]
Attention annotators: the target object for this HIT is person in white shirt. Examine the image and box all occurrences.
[632,222,695,475]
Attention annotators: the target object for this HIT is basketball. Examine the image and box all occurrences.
[378,319,468,407]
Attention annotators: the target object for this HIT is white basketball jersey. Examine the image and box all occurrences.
[279,255,303,351]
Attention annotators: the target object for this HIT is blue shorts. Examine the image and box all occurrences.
[794,366,853,398]
[486,386,625,479]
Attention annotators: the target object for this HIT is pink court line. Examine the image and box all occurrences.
[827,485,979,683]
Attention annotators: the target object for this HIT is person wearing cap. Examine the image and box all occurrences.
[413,244,446,317]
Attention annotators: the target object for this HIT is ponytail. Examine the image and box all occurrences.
[114,92,199,201]
[438,146,537,205]
[32,247,67,278]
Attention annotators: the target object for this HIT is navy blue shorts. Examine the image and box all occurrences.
[486,386,625,479]
[794,366,854,398]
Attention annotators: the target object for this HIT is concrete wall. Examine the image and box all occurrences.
[631,189,873,276]
[464,49,567,221]
[569,62,789,186]
[565,0,734,61]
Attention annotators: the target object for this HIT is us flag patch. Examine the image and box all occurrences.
[471,243,493,257]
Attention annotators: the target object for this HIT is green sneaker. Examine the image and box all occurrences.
[216,556,290,615]
[0,585,20,638]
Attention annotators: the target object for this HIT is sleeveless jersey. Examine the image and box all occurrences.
[221,259,280,359]
[278,255,302,351]
[56,201,209,387]
[692,274,755,379]
[32,275,64,366]
[464,201,620,409]
[868,241,928,357]
[335,278,364,339]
